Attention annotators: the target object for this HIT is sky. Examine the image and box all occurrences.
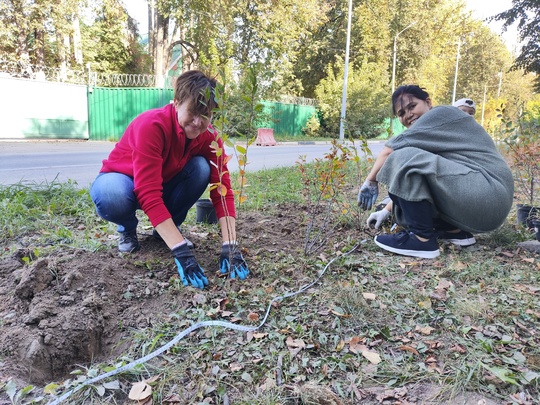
[125,0,519,49]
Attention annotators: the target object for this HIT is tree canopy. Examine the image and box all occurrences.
[0,0,536,137]
[491,0,540,90]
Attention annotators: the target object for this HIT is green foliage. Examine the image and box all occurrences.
[82,0,149,73]
[315,58,389,139]
[301,112,322,137]
[491,0,540,90]
[1,151,540,404]
[297,140,366,254]
[2,380,36,404]
[221,66,272,140]
[498,104,540,206]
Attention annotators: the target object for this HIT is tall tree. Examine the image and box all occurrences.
[491,0,540,89]
[82,0,149,73]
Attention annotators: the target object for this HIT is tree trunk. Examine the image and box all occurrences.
[148,0,154,59]
[57,32,68,81]
[154,11,169,87]
[72,16,83,65]
[34,28,45,67]
[13,0,30,65]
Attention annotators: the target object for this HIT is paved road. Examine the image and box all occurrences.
[0,139,384,188]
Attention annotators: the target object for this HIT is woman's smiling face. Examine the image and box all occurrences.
[175,101,212,139]
[394,94,432,128]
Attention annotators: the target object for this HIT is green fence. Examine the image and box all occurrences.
[87,88,317,141]
[261,101,317,137]
[88,87,174,141]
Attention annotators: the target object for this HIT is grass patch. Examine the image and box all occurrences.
[0,159,539,405]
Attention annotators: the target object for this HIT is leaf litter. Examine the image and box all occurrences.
[0,203,538,404]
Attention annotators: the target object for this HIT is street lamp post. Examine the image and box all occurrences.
[390,21,416,135]
[452,39,461,104]
[338,0,353,141]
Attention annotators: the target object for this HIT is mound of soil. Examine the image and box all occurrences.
[0,206,309,386]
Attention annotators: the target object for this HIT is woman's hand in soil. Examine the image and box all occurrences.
[219,242,249,280]
[172,243,209,289]
[367,208,391,229]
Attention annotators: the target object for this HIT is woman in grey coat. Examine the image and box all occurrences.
[358,85,514,259]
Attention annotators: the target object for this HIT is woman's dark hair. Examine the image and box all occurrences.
[174,70,218,117]
[391,85,430,115]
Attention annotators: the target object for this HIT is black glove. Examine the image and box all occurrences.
[219,243,249,280]
[172,243,208,289]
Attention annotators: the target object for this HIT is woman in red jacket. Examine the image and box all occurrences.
[90,70,248,289]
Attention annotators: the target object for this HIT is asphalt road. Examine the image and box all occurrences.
[0,139,385,188]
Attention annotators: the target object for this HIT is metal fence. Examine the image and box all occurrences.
[0,61,318,140]
[88,87,174,141]
[0,59,160,87]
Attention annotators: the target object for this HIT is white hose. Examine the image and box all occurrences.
[48,243,359,404]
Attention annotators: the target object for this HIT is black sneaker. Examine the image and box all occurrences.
[152,228,194,249]
[437,230,476,247]
[374,231,440,259]
[118,230,140,253]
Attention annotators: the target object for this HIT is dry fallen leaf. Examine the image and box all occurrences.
[258,377,277,392]
[398,345,419,355]
[418,299,432,309]
[362,292,377,300]
[129,381,152,401]
[436,278,452,289]
[362,350,382,364]
[416,325,435,335]
[247,312,260,321]
[229,362,243,372]
[348,336,367,354]
[451,261,467,270]
[430,288,447,301]
[330,309,351,318]
[286,336,306,348]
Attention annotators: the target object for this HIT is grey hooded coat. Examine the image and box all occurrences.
[377,106,514,233]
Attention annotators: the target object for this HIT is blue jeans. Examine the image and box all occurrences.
[90,156,210,233]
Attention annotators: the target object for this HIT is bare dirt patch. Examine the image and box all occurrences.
[0,205,308,389]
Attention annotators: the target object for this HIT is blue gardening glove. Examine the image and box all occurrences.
[219,242,249,280]
[358,179,379,210]
[172,243,208,289]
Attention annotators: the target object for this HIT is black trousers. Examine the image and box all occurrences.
[389,193,457,239]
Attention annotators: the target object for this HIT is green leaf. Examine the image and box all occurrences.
[95,385,106,396]
[43,383,59,395]
[236,145,247,154]
[513,351,526,364]
[103,380,121,390]
[522,371,539,383]
[5,380,17,401]
[241,372,253,383]
[483,364,519,385]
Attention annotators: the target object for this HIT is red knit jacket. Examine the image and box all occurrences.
[100,103,235,227]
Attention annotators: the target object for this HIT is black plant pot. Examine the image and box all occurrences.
[195,199,218,224]
[516,204,539,229]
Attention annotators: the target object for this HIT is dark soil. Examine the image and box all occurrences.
[0,205,310,387]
